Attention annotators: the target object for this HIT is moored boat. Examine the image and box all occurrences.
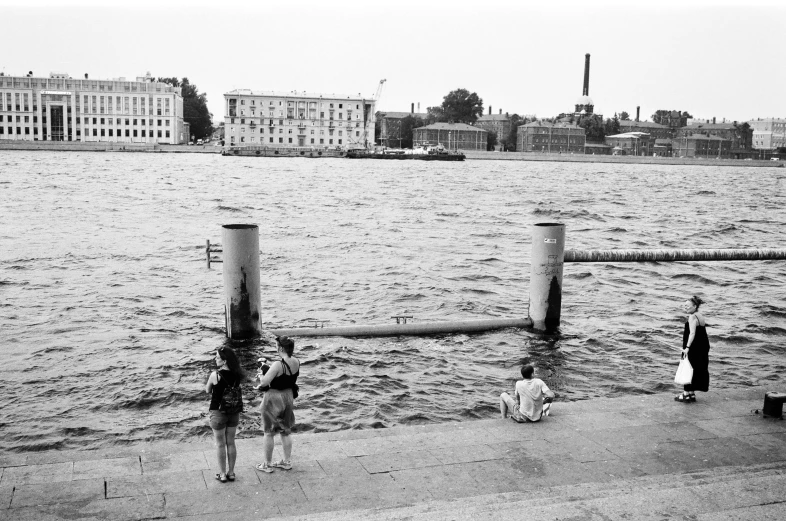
[346,144,465,161]
[222,146,347,158]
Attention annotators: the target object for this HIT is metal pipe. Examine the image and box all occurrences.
[222,224,261,340]
[564,248,786,263]
[269,317,532,338]
[529,223,565,331]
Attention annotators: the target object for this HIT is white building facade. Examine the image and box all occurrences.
[749,118,786,150]
[223,89,376,148]
[0,72,185,144]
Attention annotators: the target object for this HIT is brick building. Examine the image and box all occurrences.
[676,120,750,151]
[474,109,511,149]
[377,110,428,147]
[672,134,731,158]
[413,122,486,151]
[517,121,586,153]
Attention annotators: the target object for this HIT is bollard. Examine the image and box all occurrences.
[529,223,565,331]
[222,224,261,340]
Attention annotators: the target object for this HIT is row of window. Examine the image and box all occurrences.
[231,127,360,137]
[234,99,360,109]
[234,111,360,120]
[232,137,343,145]
[0,115,171,126]
[0,127,170,137]
[2,92,173,116]
[1,80,175,93]
[228,117,360,127]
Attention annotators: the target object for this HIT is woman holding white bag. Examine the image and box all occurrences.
[675,295,711,403]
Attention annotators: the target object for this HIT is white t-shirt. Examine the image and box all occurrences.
[516,378,551,421]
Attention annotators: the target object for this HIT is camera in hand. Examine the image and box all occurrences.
[257,358,271,392]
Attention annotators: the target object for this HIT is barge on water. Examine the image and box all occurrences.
[222,146,347,158]
[346,145,465,161]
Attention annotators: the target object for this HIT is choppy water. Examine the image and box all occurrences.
[1,151,785,453]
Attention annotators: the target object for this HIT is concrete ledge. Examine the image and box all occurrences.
[1,387,784,520]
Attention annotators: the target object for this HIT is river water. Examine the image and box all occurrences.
[2,151,785,453]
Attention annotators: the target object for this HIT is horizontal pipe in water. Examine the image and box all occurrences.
[564,248,786,263]
[269,317,533,338]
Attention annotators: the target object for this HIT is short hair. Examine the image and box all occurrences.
[276,336,295,357]
[690,295,704,310]
[520,365,535,379]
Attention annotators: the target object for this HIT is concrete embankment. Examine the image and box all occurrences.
[1,387,784,520]
[464,150,783,168]
[0,141,221,154]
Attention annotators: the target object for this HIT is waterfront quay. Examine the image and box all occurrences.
[2,387,784,520]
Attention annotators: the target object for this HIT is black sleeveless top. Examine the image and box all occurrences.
[269,358,299,391]
[682,315,711,392]
[209,370,242,411]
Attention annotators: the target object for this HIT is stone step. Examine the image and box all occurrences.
[274,461,786,520]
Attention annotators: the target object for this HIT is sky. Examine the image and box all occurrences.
[2,0,784,124]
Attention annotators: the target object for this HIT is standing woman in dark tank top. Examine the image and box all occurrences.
[676,295,711,403]
[254,336,300,473]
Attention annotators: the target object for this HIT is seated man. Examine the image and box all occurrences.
[500,364,554,422]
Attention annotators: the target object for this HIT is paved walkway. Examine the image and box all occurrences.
[1,387,785,520]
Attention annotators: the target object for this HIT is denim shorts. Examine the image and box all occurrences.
[209,410,240,430]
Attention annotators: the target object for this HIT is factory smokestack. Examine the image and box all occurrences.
[636,106,640,122]
[489,106,492,115]
[411,103,414,114]
[582,53,591,97]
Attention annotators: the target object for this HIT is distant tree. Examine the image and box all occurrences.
[430,88,484,124]
[399,115,425,148]
[604,113,621,137]
[486,130,498,151]
[580,114,606,143]
[503,114,531,152]
[733,121,753,149]
[157,77,213,140]
[619,111,631,121]
[426,106,444,123]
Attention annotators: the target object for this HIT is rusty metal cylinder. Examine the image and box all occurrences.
[529,223,566,331]
[222,224,261,340]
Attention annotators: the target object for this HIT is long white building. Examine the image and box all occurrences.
[223,89,376,148]
[0,71,185,144]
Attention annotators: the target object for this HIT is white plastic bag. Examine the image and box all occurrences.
[674,357,693,385]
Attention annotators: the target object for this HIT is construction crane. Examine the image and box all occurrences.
[349,79,386,150]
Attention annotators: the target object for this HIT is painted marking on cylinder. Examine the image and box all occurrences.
[544,238,557,243]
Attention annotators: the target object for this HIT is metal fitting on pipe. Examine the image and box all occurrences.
[222,224,261,340]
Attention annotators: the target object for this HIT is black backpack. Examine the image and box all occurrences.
[217,373,243,414]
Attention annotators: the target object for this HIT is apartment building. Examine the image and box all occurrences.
[0,71,185,144]
[749,118,786,150]
[223,89,376,148]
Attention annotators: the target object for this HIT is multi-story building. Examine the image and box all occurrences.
[605,132,653,156]
[749,118,786,150]
[377,110,428,147]
[474,110,511,149]
[677,120,750,151]
[0,71,185,143]
[412,122,487,151]
[517,121,586,153]
[619,120,673,140]
[672,134,731,158]
[223,89,376,148]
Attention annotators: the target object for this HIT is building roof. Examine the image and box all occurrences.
[380,111,429,119]
[584,143,611,148]
[416,122,486,132]
[224,89,368,101]
[607,132,650,139]
[477,114,510,121]
[520,121,582,129]
[619,120,668,129]
[684,123,736,130]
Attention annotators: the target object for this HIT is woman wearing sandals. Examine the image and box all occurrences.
[675,295,711,403]
[255,336,300,473]
[206,346,245,483]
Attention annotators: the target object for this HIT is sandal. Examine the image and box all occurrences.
[688,394,696,402]
[674,392,691,403]
[215,473,228,483]
[255,462,274,473]
[226,472,236,481]
[271,460,292,470]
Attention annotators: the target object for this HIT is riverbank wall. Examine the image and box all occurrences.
[0,141,221,154]
[464,150,783,167]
